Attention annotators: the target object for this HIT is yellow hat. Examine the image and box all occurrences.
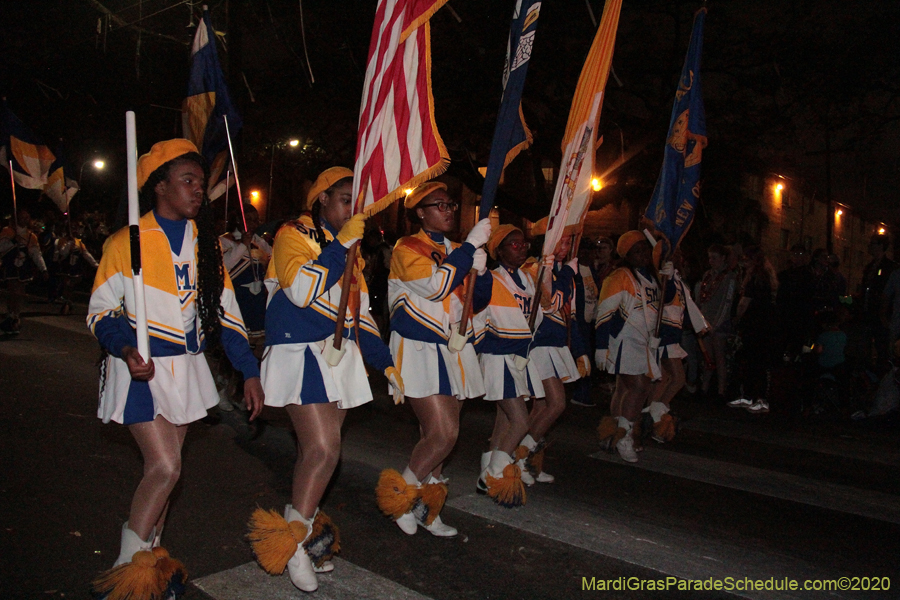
[616,230,646,258]
[486,224,522,260]
[306,166,354,210]
[530,216,548,236]
[404,181,447,209]
[137,139,200,190]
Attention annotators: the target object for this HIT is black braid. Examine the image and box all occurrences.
[138,152,223,353]
[310,200,330,248]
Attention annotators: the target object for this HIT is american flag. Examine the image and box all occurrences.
[353,0,450,216]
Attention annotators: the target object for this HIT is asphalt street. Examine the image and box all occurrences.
[2,291,899,600]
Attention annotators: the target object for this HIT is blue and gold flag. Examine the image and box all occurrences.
[182,7,241,200]
[0,100,55,190]
[644,8,707,254]
[478,0,541,219]
[44,145,79,212]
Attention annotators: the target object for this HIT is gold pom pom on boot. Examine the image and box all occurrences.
[483,451,526,508]
[375,467,419,535]
[417,475,456,537]
[246,506,317,592]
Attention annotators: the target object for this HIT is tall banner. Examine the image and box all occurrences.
[182,6,242,200]
[540,0,622,258]
[478,0,541,220]
[0,100,56,190]
[644,8,707,255]
[44,147,79,212]
[353,0,451,215]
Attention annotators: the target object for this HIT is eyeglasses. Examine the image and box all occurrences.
[418,201,459,213]
[501,241,531,251]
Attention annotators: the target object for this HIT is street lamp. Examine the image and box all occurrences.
[79,158,105,186]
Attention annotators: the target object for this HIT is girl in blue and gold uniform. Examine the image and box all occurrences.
[376,182,492,537]
[88,139,264,598]
[248,167,403,593]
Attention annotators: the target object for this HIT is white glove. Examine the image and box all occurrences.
[542,254,555,269]
[566,257,579,273]
[660,261,675,278]
[472,248,487,275]
[385,366,405,405]
[649,336,661,352]
[465,218,492,248]
[577,354,591,378]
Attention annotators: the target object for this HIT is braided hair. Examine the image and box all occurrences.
[139,152,225,351]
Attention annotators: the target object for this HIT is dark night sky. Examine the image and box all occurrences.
[2,0,898,226]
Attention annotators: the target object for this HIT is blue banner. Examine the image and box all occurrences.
[182,8,242,200]
[644,8,707,253]
[0,100,56,190]
[478,0,541,219]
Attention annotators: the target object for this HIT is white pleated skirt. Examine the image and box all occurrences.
[479,353,546,401]
[389,332,485,400]
[261,339,372,409]
[530,345,580,383]
[98,353,218,426]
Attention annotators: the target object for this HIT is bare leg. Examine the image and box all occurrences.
[648,358,685,408]
[285,402,346,519]
[127,416,188,540]
[528,377,566,440]
[611,374,651,421]
[406,394,462,482]
[494,397,529,455]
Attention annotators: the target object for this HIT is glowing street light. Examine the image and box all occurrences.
[836,209,843,216]
[250,190,261,204]
[79,157,106,186]
[591,178,603,192]
[879,227,886,235]
[289,139,300,147]
[775,183,784,191]
[404,188,414,196]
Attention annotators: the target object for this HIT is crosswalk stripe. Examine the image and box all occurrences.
[447,492,852,600]
[680,416,900,467]
[589,446,900,525]
[193,558,433,600]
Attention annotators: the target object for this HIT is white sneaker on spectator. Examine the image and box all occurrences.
[727,397,753,408]
[746,399,769,414]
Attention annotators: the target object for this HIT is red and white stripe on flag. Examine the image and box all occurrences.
[353,0,450,216]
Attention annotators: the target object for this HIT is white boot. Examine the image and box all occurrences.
[419,475,457,537]
[476,451,491,493]
[112,522,153,567]
[522,434,555,483]
[485,450,513,479]
[284,505,317,592]
[152,525,163,549]
[516,457,536,486]
[615,419,638,463]
[395,467,419,535]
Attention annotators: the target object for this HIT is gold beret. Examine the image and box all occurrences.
[486,224,522,260]
[616,230,647,258]
[404,181,447,209]
[136,139,200,190]
[306,166,354,210]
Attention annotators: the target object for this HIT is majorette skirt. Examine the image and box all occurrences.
[479,353,546,401]
[389,332,485,400]
[261,339,372,409]
[530,345,580,383]
[98,353,218,426]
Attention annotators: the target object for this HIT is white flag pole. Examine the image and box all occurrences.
[126,111,150,362]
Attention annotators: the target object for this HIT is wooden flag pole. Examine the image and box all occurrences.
[7,160,18,231]
[327,241,358,364]
[125,111,150,362]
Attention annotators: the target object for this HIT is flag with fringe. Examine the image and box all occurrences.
[353,0,451,215]
[540,0,622,259]
[644,8,707,255]
[182,6,241,201]
[478,0,541,220]
[0,100,56,190]
[44,146,79,212]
